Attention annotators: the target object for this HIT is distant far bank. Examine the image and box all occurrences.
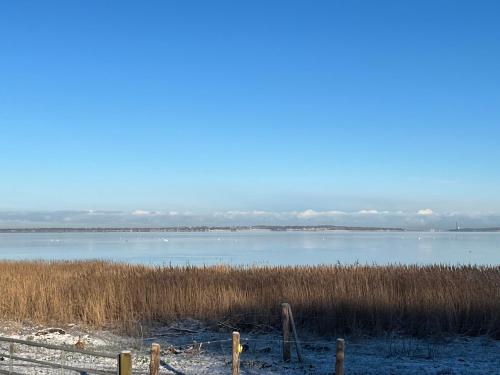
[1,225,499,233]
[449,227,500,232]
[0,225,406,233]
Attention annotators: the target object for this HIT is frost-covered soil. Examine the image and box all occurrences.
[0,320,499,374]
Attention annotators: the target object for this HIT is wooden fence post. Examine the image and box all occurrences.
[281,303,291,362]
[150,343,160,375]
[9,343,14,374]
[232,331,240,375]
[287,304,303,362]
[335,338,345,375]
[118,350,132,375]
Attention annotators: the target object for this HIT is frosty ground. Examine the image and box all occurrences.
[0,321,498,374]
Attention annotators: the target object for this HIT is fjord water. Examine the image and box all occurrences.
[1,231,499,266]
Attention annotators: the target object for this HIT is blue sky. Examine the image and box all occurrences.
[1,1,500,228]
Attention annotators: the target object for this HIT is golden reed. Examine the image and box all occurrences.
[0,261,498,336]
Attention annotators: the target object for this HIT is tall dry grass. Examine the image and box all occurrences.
[0,261,498,337]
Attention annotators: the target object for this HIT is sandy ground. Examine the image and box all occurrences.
[0,321,499,374]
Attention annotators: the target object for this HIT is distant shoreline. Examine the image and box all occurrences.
[0,225,409,233]
[1,226,499,233]
[449,227,500,232]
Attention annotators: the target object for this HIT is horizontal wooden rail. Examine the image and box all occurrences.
[0,352,115,375]
[0,368,24,375]
[0,336,116,359]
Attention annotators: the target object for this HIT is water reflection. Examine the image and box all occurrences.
[0,231,498,266]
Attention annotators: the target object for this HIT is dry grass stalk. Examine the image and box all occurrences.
[0,261,498,337]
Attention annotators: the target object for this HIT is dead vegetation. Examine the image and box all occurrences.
[0,261,498,337]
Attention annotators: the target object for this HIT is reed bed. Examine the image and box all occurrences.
[0,261,498,337]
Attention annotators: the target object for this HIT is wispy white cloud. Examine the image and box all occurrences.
[131,210,163,216]
[296,209,346,219]
[358,209,379,215]
[417,208,435,216]
[131,210,152,216]
[0,209,499,230]
[214,210,277,218]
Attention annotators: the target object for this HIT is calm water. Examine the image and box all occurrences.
[0,231,499,266]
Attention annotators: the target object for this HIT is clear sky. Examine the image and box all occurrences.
[1,1,500,228]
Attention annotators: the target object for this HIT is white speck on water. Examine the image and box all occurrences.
[2,231,499,266]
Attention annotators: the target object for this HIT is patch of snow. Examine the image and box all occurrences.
[0,321,498,374]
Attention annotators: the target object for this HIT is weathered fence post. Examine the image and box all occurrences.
[149,343,160,375]
[232,331,240,375]
[118,350,132,375]
[60,351,66,375]
[287,304,303,362]
[281,303,291,362]
[335,338,345,375]
[9,343,14,374]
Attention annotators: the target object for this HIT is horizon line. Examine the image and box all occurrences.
[1,225,498,233]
